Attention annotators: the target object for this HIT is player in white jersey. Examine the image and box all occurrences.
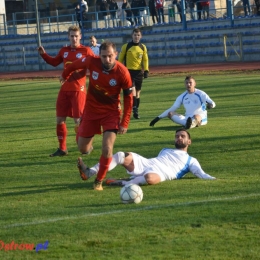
[89,35,101,55]
[77,129,216,187]
[150,76,216,129]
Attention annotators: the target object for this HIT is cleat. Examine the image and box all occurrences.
[185,117,192,129]
[93,179,103,191]
[50,148,68,157]
[82,146,93,156]
[105,178,124,187]
[77,157,95,181]
[133,112,140,119]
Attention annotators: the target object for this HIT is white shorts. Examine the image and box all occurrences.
[126,153,177,182]
[175,114,208,126]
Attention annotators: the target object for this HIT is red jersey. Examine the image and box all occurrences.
[41,45,94,92]
[62,56,133,128]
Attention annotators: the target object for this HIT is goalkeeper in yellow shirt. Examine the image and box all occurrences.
[118,28,149,119]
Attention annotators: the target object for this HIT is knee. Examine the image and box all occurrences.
[144,173,161,185]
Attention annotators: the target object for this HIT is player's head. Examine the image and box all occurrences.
[68,25,81,48]
[89,36,97,47]
[184,75,196,94]
[99,40,118,71]
[132,28,142,43]
[174,128,191,150]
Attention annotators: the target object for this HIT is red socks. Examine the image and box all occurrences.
[96,155,112,181]
[56,123,67,151]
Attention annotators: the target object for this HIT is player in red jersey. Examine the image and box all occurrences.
[37,25,94,157]
[60,40,133,191]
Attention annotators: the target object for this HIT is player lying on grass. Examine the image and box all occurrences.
[150,75,216,129]
[77,129,216,187]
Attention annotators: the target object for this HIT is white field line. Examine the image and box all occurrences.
[2,193,260,229]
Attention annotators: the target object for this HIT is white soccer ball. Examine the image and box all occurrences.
[120,184,143,204]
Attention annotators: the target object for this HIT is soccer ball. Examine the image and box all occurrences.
[120,184,143,204]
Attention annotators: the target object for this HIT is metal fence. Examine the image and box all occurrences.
[1,0,257,36]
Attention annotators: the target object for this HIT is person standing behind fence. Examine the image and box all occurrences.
[75,4,82,29]
[188,0,196,20]
[122,0,134,26]
[242,0,251,16]
[109,0,119,27]
[131,0,141,25]
[100,0,110,28]
[201,0,209,19]
[118,28,149,119]
[155,0,165,24]
[195,0,202,20]
[37,26,94,157]
[149,0,159,24]
[138,0,148,26]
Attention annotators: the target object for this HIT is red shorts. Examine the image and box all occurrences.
[78,111,121,137]
[56,91,86,118]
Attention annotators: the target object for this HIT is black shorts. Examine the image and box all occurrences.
[129,70,143,91]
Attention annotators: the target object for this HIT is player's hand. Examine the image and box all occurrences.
[118,126,127,134]
[149,117,160,126]
[59,76,65,85]
[37,46,45,55]
[143,70,149,79]
[206,102,214,109]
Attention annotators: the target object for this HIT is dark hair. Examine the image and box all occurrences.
[176,128,191,139]
[100,40,117,52]
[132,28,142,34]
[185,75,195,81]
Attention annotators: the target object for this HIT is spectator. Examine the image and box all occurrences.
[188,0,196,20]
[131,0,141,25]
[100,0,110,28]
[196,0,202,20]
[75,4,82,29]
[80,0,88,20]
[242,0,251,16]
[148,0,159,24]
[138,0,148,26]
[155,0,165,24]
[122,0,134,26]
[173,0,183,22]
[109,0,119,27]
[201,0,209,19]
[255,0,260,15]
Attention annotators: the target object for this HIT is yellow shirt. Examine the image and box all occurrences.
[118,42,149,71]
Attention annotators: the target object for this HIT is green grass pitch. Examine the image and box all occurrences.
[0,73,260,259]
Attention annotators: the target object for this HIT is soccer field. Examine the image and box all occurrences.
[0,73,260,259]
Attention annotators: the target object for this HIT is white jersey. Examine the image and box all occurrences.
[90,44,100,56]
[158,88,216,121]
[128,148,215,182]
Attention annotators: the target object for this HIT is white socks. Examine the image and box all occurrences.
[90,151,125,173]
[122,176,147,186]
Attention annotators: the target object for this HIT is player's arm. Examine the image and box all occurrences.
[119,71,133,132]
[38,47,63,67]
[118,44,127,64]
[61,56,90,82]
[189,158,216,180]
[142,45,149,73]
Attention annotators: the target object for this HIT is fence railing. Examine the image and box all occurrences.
[1,1,258,37]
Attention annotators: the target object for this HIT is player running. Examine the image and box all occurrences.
[60,40,133,191]
[150,76,216,129]
[77,129,216,187]
[38,25,94,157]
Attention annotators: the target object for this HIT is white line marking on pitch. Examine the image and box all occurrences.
[2,193,259,229]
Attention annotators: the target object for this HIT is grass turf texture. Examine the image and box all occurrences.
[0,74,260,259]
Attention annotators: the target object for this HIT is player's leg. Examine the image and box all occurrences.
[50,91,69,157]
[133,72,143,119]
[94,130,117,191]
[168,112,186,126]
[185,114,203,129]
